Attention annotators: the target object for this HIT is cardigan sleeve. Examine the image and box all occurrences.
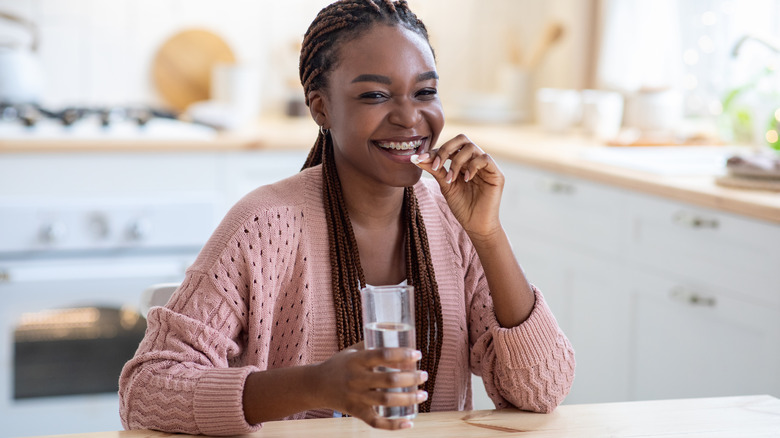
[466,248,576,413]
[118,270,263,436]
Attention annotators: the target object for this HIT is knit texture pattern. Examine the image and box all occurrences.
[118,166,575,435]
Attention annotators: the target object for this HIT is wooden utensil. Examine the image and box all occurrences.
[525,21,564,69]
[152,29,236,111]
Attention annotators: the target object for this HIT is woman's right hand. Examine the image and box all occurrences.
[313,343,428,430]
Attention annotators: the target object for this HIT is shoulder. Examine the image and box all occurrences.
[192,166,323,269]
[238,166,321,211]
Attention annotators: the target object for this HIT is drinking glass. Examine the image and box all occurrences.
[361,284,417,419]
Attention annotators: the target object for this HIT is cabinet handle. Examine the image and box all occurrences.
[540,179,576,194]
[669,286,717,307]
[672,211,719,229]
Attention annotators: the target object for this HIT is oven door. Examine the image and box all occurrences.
[0,253,192,438]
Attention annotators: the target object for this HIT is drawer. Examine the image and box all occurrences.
[499,161,629,257]
[625,192,780,307]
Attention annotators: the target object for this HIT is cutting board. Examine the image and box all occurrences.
[152,29,236,111]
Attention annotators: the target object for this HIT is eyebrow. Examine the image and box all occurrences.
[351,71,439,84]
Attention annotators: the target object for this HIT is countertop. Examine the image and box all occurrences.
[26,395,780,438]
[2,117,779,224]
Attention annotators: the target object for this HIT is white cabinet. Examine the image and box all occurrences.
[499,160,633,404]
[497,159,780,404]
[222,150,309,209]
[627,267,780,400]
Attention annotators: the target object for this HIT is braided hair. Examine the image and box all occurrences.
[299,0,443,413]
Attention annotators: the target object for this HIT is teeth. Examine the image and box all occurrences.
[377,139,423,150]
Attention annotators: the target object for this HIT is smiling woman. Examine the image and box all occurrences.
[118,1,575,436]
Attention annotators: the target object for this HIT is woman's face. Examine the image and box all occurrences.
[317,24,444,189]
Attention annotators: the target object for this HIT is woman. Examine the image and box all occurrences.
[119,0,575,434]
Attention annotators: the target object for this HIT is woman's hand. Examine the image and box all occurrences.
[411,135,536,328]
[412,134,504,240]
[312,343,428,430]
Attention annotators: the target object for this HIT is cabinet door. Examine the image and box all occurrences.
[498,160,629,258]
[508,231,632,404]
[560,247,632,404]
[625,192,780,307]
[628,268,780,400]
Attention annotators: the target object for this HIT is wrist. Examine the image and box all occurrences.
[305,363,327,409]
[466,223,505,249]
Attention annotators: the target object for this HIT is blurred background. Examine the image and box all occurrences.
[1,1,780,437]
[0,0,778,143]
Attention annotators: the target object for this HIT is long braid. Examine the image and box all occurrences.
[300,0,442,412]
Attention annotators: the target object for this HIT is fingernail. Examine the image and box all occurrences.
[420,371,428,381]
[410,154,420,165]
[417,391,429,402]
[432,156,441,171]
[445,170,453,184]
[401,421,414,429]
[417,152,430,162]
[464,170,470,182]
[411,350,422,360]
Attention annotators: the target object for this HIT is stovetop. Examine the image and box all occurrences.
[0,102,217,141]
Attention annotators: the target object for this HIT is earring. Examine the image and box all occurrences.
[320,125,329,136]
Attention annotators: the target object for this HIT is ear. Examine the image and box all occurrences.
[307,90,329,129]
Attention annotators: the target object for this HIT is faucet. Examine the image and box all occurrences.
[731,34,780,57]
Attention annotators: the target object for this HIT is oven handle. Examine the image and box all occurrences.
[0,259,188,284]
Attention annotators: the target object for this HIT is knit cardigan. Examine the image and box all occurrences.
[118,165,575,436]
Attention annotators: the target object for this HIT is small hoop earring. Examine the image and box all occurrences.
[319,125,329,136]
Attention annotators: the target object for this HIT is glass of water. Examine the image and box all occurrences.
[361,284,417,419]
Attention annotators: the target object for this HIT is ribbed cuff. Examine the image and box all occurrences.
[492,287,562,370]
[193,367,262,436]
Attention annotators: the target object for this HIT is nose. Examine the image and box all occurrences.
[388,97,421,128]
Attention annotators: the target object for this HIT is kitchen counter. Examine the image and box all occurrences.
[24,395,780,438]
[2,116,779,224]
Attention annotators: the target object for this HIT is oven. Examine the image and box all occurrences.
[0,196,217,437]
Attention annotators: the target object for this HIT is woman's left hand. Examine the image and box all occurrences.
[412,134,504,239]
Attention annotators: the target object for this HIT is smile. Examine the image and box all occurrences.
[374,139,423,154]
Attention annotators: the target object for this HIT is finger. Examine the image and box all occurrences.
[365,388,428,408]
[363,348,421,367]
[372,370,429,389]
[446,143,482,184]
[411,152,448,182]
[358,409,415,431]
[462,153,494,183]
[433,134,478,169]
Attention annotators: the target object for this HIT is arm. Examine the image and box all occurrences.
[121,273,427,435]
[243,345,428,429]
[466,226,535,328]
[413,136,575,411]
[412,135,534,328]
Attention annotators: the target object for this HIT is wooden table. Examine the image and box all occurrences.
[30,395,780,438]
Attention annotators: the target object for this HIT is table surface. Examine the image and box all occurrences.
[29,395,780,438]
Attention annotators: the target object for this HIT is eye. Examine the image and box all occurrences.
[359,91,389,102]
[416,88,438,100]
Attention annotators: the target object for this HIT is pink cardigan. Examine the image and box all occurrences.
[119,166,575,435]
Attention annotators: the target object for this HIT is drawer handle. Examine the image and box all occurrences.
[669,286,717,307]
[541,179,576,194]
[672,211,719,229]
